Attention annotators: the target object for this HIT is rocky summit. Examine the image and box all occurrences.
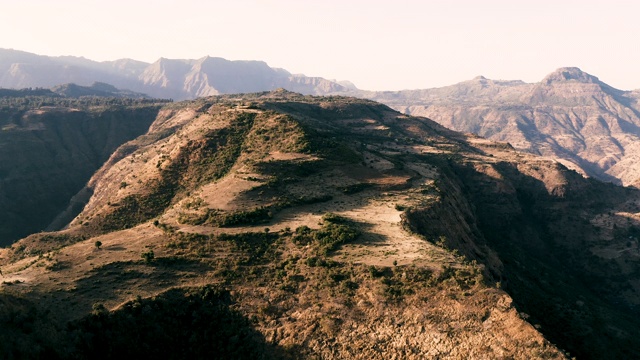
[1,91,639,359]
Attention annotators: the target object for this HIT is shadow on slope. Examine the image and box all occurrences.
[430,157,640,359]
[0,286,295,360]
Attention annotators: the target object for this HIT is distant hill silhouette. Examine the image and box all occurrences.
[0,49,352,100]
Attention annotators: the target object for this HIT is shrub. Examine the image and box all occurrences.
[141,250,155,263]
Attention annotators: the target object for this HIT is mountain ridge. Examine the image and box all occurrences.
[363,67,640,185]
[1,91,639,358]
[0,49,352,100]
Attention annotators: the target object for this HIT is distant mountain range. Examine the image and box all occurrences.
[3,49,640,185]
[362,68,640,185]
[0,49,350,100]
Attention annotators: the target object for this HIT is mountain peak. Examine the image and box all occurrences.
[542,67,600,85]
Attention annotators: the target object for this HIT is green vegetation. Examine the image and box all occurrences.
[0,292,67,358]
[243,113,310,155]
[0,287,288,359]
[218,231,280,265]
[180,207,273,227]
[69,286,286,359]
[292,213,360,255]
[141,250,155,263]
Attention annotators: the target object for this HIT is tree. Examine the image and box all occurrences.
[95,240,102,250]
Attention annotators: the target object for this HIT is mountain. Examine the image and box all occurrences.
[1,91,640,358]
[362,68,640,185]
[0,49,141,92]
[0,49,352,100]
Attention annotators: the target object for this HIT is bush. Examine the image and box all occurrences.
[292,219,360,255]
[141,250,155,263]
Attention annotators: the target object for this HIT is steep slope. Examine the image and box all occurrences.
[365,68,640,185]
[0,49,351,100]
[0,96,168,245]
[2,92,640,358]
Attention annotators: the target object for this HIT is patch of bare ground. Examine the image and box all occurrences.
[334,196,451,268]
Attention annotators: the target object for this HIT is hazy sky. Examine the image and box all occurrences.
[2,0,639,90]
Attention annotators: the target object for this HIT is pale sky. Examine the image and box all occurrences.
[1,0,639,90]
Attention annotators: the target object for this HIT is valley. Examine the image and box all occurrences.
[0,95,168,245]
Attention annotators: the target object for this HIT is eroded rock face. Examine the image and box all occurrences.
[364,67,640,185]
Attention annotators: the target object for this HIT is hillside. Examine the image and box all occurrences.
[1,92,639,358]
[363,68,640,185]
[0,96,168,245]
[0,49,350,100]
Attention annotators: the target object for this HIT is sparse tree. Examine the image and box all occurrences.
[95,240,102,250]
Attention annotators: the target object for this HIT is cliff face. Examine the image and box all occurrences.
[441,153,640,358]
[1,92,639,358]
[0,98,165,245]
[365,68,640,185]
